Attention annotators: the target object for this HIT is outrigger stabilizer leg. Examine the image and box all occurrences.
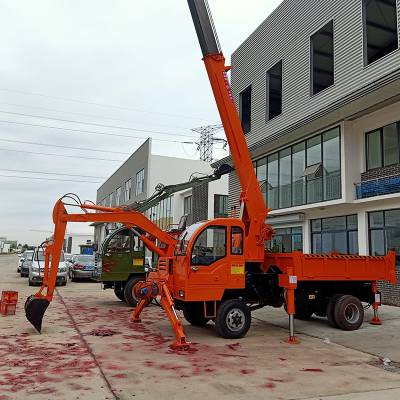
[132,281,191,349]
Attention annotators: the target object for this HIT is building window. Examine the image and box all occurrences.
[108,193,114,207]
[184,195,192,216]
[149,196,174,230]
[267,227,303,253]
[240,85,252,134]
[125,179,132,201]
[311,215,358,255]
[366,122,400,170]
[369,209,400,259]
[214,194,228,218]
[116,187,122,205]
[363,0,398,65]
[311,20,334,95]
[255,126,341,210]
[135,169,145,195]
[266,60,283,120]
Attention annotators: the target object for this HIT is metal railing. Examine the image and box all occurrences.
[355,175,400,199]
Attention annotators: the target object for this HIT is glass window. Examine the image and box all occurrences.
[307,136,323,203]
[125,179,132,201]
[311,20,334,95]
[369,209,400,259]
[292,142,306,206]
[363,0,398,65]
[279,148,292,208]
[267,153,279,209]
[135,169,145,195]
[266,227,303,253]
[116,187,122,205]
[256,157,267,202]
[106,230,131,253]
[191,226,227,266]
[311,214,358,255]
[366,130,382,170]
[231,227,243,255]
[383,123,399,166]
[323,128,341,200]
[240,85,252,134]
[214,195,228,218]
[266,60,283,120]
[184,195,192,216]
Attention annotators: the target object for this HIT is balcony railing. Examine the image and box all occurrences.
[355,175,400,199]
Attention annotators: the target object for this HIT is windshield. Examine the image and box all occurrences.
[24,251,34,260]
[175,221,206,256]
[75,255,94,264]
[35,250,65,262]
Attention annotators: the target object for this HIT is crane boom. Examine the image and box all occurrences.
[188,0,271,261]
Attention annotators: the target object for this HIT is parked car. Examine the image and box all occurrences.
[19,250,34,276]
[28,248,68,286]
[69,254,95,281]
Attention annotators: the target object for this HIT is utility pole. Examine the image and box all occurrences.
[192,124,227,162]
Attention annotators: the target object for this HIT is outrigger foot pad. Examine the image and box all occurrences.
[25,295,50,333]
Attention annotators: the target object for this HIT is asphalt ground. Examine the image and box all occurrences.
[1,253,400,400]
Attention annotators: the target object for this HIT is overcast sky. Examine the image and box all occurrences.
[0,0,282,245]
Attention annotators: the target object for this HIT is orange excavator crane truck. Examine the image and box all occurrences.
[25,0,396,349]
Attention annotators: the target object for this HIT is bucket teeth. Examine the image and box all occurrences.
[25,295,50,333]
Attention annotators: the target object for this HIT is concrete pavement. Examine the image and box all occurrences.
[1,253,400,400]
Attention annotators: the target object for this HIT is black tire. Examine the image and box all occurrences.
[215,299,251,339]
[326,294,343,328]
[183,303,210,326]
[294,306,314,320]
[123,277,143,307]
[28,280,34,286]
[333,295,364,331]
[114,288,126,302]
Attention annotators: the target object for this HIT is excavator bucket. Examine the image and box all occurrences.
[25,295,50,333]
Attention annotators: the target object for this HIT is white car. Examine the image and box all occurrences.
[19,250,34,276]
[28,248,68,286]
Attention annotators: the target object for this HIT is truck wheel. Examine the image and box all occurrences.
[326,294,344,328]
[28,279,34,286]
[333,295,364,331]
[215,299,251,339]
[114,288,125,302]
[294,307,313,320]
[124,277,142,307]
[183,303,210,326]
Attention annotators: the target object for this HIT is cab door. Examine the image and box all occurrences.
[101,229,133,281]
[188,225,229,289]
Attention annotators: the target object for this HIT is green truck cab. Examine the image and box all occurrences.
[93,227,150,306]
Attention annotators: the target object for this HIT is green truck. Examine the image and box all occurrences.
[93,227,150,306]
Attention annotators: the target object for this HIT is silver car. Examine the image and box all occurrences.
[19,250,34,277]
[69,254,95,281]
[28,248,68,286]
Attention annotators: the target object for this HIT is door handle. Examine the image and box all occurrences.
[191,266,199,272]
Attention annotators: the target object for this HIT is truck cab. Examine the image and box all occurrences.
[93,227,147,306]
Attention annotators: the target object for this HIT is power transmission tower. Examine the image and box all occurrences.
[192,124,227,162]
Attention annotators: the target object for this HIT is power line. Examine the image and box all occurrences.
[0,168,107,179]
[0,101,193,131]
[0,174,102,184]
[0,147,124,162]
[0,137,131,155]
[0,110,197,138]
[0,88,209,122]
[0,119,196,144]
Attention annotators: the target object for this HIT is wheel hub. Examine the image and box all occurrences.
[226,308,245,331]
[344,303,360,323]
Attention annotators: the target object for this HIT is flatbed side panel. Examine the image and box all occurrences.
[264,251,396,283]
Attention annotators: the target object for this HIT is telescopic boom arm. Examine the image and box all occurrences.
[188,0,272,261]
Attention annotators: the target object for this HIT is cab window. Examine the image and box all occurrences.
[231,227,243,255]
[191,226,226,266]
[106,230,131,253]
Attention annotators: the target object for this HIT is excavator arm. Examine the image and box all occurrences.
[25,198,177,333]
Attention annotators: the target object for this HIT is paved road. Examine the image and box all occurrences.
[1,253,400,400]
